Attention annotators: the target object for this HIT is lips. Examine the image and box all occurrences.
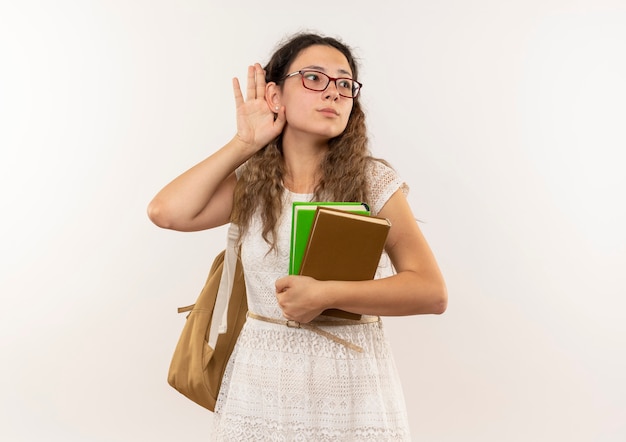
[318,107,339,116]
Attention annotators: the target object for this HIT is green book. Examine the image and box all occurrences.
[289,202,370,275]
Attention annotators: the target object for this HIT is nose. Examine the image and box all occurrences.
[323,80,340,100]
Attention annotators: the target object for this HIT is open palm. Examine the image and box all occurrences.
[232,63,286,151]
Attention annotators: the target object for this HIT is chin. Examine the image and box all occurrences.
[318,123,348,139]
[291,121,347,140]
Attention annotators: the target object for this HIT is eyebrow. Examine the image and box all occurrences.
[301,65,353,78]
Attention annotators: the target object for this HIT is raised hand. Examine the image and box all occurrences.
[232,63,286,152]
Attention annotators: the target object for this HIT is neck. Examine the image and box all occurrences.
[282,150,326,194]
[283,173,319,194]
[281,130,329,194]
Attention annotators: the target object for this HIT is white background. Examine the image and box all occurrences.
[1,1,625,440]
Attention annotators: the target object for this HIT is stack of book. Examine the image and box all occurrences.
[289,202,391,319]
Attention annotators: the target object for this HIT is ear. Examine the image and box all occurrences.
[265,82,282,112]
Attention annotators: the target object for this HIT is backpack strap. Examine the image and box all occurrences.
[208,223,240,348]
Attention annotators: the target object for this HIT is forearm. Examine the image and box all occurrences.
[147,136,254,231]
[322,270,447,317]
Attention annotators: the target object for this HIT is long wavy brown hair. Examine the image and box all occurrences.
[231,32,376,250]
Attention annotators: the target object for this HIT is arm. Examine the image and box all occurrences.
[147,63,286,231]
[147,142,245,232]
[275,189,447,321]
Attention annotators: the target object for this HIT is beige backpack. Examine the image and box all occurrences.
[167,225,247,411]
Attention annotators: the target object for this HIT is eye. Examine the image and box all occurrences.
[337,79,353,90]
[303,72,321,82]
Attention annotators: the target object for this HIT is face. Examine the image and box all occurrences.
[270,45,355,142]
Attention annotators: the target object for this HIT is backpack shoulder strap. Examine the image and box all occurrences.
[208,223,240,348]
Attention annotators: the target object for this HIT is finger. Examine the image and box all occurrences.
[275,276,291,293]
[232,77,244,107]
[282,313,294,321]
[245,65,256,101]
[254,63,266,99]
[274,106,287,130]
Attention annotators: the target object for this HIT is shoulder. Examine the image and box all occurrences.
[366,158,409,215]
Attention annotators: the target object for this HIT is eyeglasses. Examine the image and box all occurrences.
[284,70,362,98]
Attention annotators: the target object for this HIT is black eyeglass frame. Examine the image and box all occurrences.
[283,70,363,99]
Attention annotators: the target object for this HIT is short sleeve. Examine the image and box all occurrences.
[367,159,409,215]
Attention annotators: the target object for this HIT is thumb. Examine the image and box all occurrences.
[274,106,286,129]
[275,275,291,293]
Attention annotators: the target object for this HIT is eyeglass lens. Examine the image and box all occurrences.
[300,70,360,98]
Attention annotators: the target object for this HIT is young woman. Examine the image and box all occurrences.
[148,32,447,441]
